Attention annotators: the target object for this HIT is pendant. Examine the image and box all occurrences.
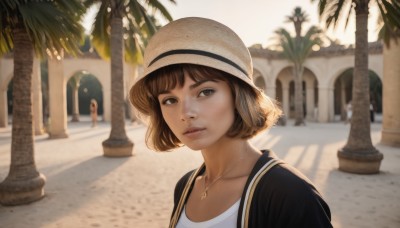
[201,191,207,200]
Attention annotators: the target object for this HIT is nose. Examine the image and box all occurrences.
[180,97,197,121]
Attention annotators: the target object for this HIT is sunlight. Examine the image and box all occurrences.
[297,144,318,170]
[282,145,306,165]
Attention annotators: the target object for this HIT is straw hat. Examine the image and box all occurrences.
[134,17,256,89]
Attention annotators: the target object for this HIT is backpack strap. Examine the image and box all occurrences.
[169,163,205,228]
[240,158,283,228]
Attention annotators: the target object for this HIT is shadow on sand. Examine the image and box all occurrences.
[0,155,129,227]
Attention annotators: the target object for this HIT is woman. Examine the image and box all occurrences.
[130,17,332,228]
[90,99,98,127]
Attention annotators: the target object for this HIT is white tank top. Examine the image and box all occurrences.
[176,200,240,228]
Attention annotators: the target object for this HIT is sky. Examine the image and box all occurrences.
[83,0,381,47]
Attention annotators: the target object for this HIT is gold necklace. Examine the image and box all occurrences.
[201,157,244,200]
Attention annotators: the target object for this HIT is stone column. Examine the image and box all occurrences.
[32,58,44,135]
[382,39,400,147]
[48,57,68,138]
[317,87,331,122]
[340,78,347,121]
[0,90,7,128]
[306,81,315,121]
[328,87,335,121]
[71,84,80,122]
[282,85,290,119]
[265,85,276,101]
[103,83,111,122]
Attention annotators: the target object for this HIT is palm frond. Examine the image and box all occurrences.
[1,0,85,58]
[273,25,323,65]
[0,0,28,9]
[0,27,13,55]
[83,0,102,8]
[310,0,328,17]
[138,3,157,36]
[343,0,353,29]
[380,0,400,28]
[376,0,400,47]
[23,3,84,58]
[146,0,174,22]
[124,30,144,64]
[127,1,157,36]
[91,3,111,60]
[85,0,173,63]
[0,1,20,55]
[325,0,350,29]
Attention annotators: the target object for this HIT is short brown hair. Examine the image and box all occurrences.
[129,64,281,151]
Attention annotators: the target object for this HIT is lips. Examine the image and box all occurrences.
[183,127,206,136]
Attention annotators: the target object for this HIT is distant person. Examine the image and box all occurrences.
[370,103,375,122]
[90,99,98,127]
[129,17,332,227]
[346,101,352,124]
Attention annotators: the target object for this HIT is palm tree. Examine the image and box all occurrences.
[83,0,174,157]
[286,6,309,39]
[285,7,311,125]
[376,5,400,48]
[0,1,85,205]
[273,8,323,125]
[312,0,400,174]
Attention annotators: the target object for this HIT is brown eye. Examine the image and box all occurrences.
[198,89,215,97]
[161,97,177,105]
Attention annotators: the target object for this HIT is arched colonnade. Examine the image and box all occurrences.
[2,42,398,147]
[250,45,383,123]
[0,53,139,138]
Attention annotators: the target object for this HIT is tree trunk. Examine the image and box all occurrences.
[294,21,301,38]
[102,3,133,157]
[0,26,46,205]
[294,65,305,125]
[71,82,80,122]
[337,0,383,174]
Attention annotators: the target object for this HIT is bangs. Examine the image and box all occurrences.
[146,65,184,98]
[146,64,229,98]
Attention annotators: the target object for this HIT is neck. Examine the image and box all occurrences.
[201,139,260,181]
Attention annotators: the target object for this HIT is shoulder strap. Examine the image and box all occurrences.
[240,158,283,228]
[169,163,205,228]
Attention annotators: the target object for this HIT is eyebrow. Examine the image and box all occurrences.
[189,79,216,89]
[158,79,216,95]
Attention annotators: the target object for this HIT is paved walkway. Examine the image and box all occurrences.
[0,118,399,228]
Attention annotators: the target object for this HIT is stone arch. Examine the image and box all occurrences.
[332,67,353,121]
[303,69,318,121]
[0,58,43,132]
[252,61,276,98]
[0,72,14,126]
[253,68,266,91]
[0,74,14,127]
[275,66,318,120]
[327,55,382,88]
[275,79,283,102]
[275,67,292,118]
[66,71,104,122]
[332,67,383,122]
[0,72,13,91]
[270,63,291,84]
[63,58,111,121]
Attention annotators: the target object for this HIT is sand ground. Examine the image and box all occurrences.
[0,118,399,228]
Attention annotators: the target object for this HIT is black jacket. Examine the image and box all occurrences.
[170,150,332,228]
